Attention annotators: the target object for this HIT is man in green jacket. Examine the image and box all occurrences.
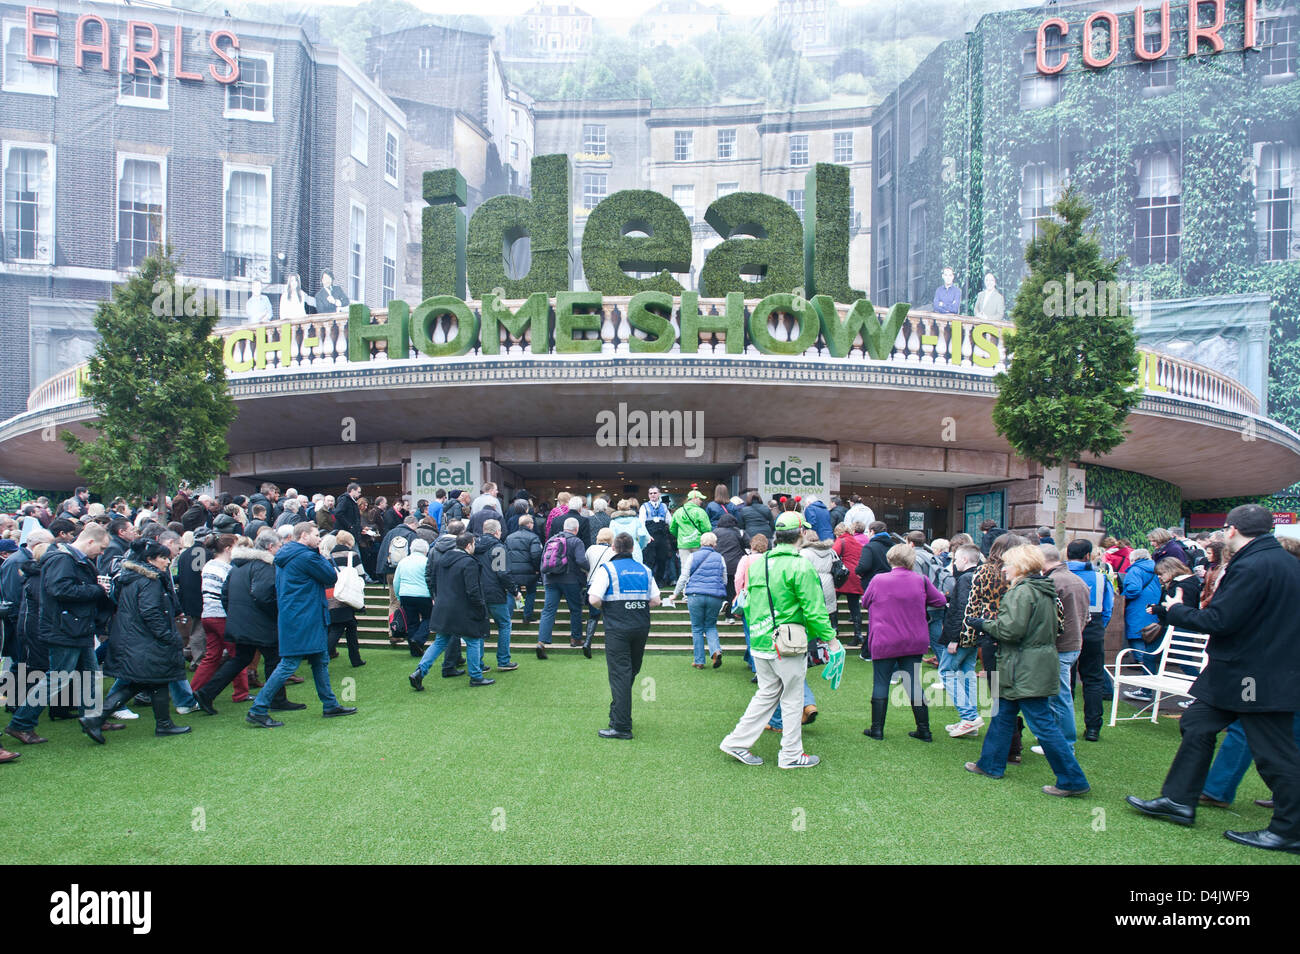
[665,489,713,607]
[720,511,835,769]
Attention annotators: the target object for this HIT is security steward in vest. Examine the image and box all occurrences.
[587,532,660,740]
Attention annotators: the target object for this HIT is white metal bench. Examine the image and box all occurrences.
[1109,627,1210,726]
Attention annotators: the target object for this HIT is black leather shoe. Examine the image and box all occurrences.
[409,671,425,692]
[194,690,218,716]
[469,678,495,687]
[598,728,633,740]
[1084,728,1099,742]
[1223,829,1300,854]
[536,643,548,660]
[245,712,284,728]
[442,668,466,678]
[323,707,358,717]
[269,700,307,711]
[79,716,106,745]
[154,721,192,736]
[1126,795,1195,826]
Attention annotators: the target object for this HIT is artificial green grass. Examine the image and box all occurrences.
[4,650,1296,865]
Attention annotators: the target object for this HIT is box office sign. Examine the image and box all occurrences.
[412,448,479,498]
[759,446,831,501]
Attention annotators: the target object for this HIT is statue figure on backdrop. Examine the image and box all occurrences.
[244,279,273,324]
[973,273,1005,320]
[280,273,311,321]
[315,269,350,313]
[932,267,961,315]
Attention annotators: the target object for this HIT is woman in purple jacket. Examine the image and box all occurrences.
[862,543,947,741]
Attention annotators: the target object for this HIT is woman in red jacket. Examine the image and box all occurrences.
[832,520,869,647]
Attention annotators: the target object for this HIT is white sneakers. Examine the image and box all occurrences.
[112,708,139,720]
[721,745,763,766]
[947,720,981,737]
[1031,745,1045,756]
[780,753,820,769]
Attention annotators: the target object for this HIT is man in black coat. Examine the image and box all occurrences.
[476,520,519,672]
[334,483,362,537]
[1127,505,1300,854]
[96,518,136,577]
[468,504,502,536]
[978,518,1007,557]
[506,514,543,625]
[421,522,466,674]
[410,532,491,689]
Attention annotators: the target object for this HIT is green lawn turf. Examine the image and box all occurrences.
[3,649,1296,865]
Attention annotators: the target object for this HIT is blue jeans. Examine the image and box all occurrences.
[489,599,513,666]
[768,680,816,729]
[107,677,197,709]
[518,583,537,620]
[940,645,979,722]
[538,580,583,645]
[1048,650,1080,748]
[927,610,945,660]
[976,695,1090,791]
[1126,637,1158,675]
[8,644,99,730]
[250,652,338,716]
[1203,714,1300,804]
[688,594,723,665]
[417,633,485,680]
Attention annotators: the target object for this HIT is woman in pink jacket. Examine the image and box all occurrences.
[862,543,947,742]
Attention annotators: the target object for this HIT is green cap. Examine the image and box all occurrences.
[775,511,810,531]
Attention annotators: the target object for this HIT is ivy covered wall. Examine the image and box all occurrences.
[1084,464,1183,542]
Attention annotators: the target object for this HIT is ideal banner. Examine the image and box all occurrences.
[758,445,832,500]
[410,447,480,499]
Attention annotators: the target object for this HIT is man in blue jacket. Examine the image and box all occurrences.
[802,496,834,542]
[1066,539,1113,742]
[247,521,356,727]
[1120,548,1163,703]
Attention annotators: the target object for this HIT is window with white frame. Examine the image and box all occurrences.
[384,128,399,187]
[787,188,805,222]
[582,124,606,154]
[908,97,927,161]
[907,201,926,303]
[717,128,736,160]
[1143,30,1176,89]
[348,203,366,303]
[849,186,857,228]
[351,98,369,165]
[1257,143,1299,261]
[878,127,893,183]
[1020,38,1063,108]
[1020,162,1060,244]
[418,47,432,69]
[117,155,165,268]
[511,141,520,161]
[223,164,271,281]
[582,172,607,211]
[833,131,854,163]
[3,18,57,95]
[118,34,169,108]
[716,181,739,198]
[382,219,398,305]
[2,142,55,263]
[1134,151,1181,265]
[673,184,695,223]
[1263,17,1297,76]
[875,219,891,305]
[225,51,273,120]
[789,134,809,167]
[674,130,693,162]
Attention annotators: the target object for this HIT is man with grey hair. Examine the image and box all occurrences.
[1038,543,1089,753]
[536,516,588,659]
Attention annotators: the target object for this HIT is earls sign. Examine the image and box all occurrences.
[1036,0,1261,74]
[19,6,243,83]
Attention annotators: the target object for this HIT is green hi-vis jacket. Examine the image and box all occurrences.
[670,503,712,550]
[743,544,835,655]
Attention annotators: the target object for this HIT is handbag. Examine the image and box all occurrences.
[332,553,366,610]
[764,553,808,658]
[830,551,850,588]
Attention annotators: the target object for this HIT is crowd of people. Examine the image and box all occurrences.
[1,483,1296,855]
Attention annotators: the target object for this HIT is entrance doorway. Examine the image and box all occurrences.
[511,468,734,512]
[838,483,953,539]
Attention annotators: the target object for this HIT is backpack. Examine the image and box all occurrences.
[330,552,366,610]
[387,534,409,569]
[917,549,954,598]
[541,534,571,576]
[389,605,408,638]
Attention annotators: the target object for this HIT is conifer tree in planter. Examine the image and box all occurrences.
[63,246,238,511]
[992,187,1142,544]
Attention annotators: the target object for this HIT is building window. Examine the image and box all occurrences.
[384,128,399,187]
[582,123,606,154]
[908,202,926,304]
[1257,143,1299,261]
[833,131,854,163]
[674,130,693,162]
[225,52,273,120]
[2,142,55,263]
[875,219,891,305]
[673,184,695,223]
[348,203,366,303]
[790,134,809,167]
[787,188,805,222]
[382,219,397,305]
[117,155,165,269]
[1134,151,1181,265]
[878,127,893,183]
[351,99,369,165]
[908,97,927,162]
[118,36,169,108]
[1263,17,1297,77]
[717,181,739,198]
[1020,162,1060,243]
[1020,39,1063,108]
[2,18,57,95]
[224,165,270,281]
[511,141,520,161]
[717,128,736,160]
[418,47,432,70]
[582,172,607,211]
[1143,31,1176,89]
